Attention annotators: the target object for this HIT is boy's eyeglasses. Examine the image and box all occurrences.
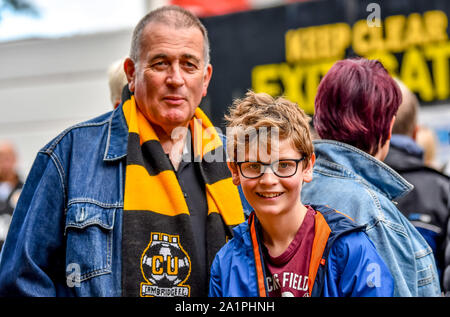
[236,158,305,179]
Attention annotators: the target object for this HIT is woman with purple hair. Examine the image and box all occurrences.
[302,58,441,297]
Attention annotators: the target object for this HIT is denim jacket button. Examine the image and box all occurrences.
[77,207,87,223]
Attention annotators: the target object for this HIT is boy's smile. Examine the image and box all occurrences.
[256,192,283,199]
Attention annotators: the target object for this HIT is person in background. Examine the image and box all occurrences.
[443,159,450,177]
[108,57,128,109]
[209,90,394,297]
[0,140,23,251]
[301,58,441,296]
[0,5,247,297]
[384,79,449,292]
[415,125,439,170]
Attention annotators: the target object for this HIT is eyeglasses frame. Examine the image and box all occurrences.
[236,157,306,179]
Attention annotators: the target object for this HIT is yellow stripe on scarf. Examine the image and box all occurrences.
[124,165,189,215]
[205,179,244,225]
[190,108,223,160]
[123,96,158,144]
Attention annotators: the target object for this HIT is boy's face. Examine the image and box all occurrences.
[229,138,315,218]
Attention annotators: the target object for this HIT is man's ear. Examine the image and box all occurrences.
[124,57,136,92]
[202,64,213,97]
[412,125,419,141]
[227,162,241,186]
[388,116,396,140]
[302,153,315,183]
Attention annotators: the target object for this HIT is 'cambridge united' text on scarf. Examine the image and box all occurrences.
[121,89,245,297]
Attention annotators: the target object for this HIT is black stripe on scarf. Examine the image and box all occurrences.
[198,151,233,185]
[126,132,173,175]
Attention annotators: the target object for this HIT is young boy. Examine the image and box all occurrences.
[208,91,394,297]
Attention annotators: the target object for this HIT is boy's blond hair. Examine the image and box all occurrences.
[225,90,314,168]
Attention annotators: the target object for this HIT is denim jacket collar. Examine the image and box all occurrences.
[313,140,413,200]
[103,105,128,161]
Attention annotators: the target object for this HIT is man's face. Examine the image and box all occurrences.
[126,22,212,135]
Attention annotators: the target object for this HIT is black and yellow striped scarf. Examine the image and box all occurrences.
[121,91,245,297]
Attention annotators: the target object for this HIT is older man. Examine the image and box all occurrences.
[0,6,246,297]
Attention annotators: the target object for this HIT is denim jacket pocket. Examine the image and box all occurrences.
[415,248,441,296]
[64,202,116,283]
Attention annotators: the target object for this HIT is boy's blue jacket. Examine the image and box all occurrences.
[209,205,394,297]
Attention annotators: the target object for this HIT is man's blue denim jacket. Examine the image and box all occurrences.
[302,140,442,297]
[0,106,251,296]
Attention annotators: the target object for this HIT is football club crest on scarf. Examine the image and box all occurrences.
[140,232,191,297]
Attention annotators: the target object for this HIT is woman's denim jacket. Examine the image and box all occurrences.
[302,140,441,297]
[0,106,251,296]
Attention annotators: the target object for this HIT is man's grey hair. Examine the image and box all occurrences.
[129,5,210,70]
